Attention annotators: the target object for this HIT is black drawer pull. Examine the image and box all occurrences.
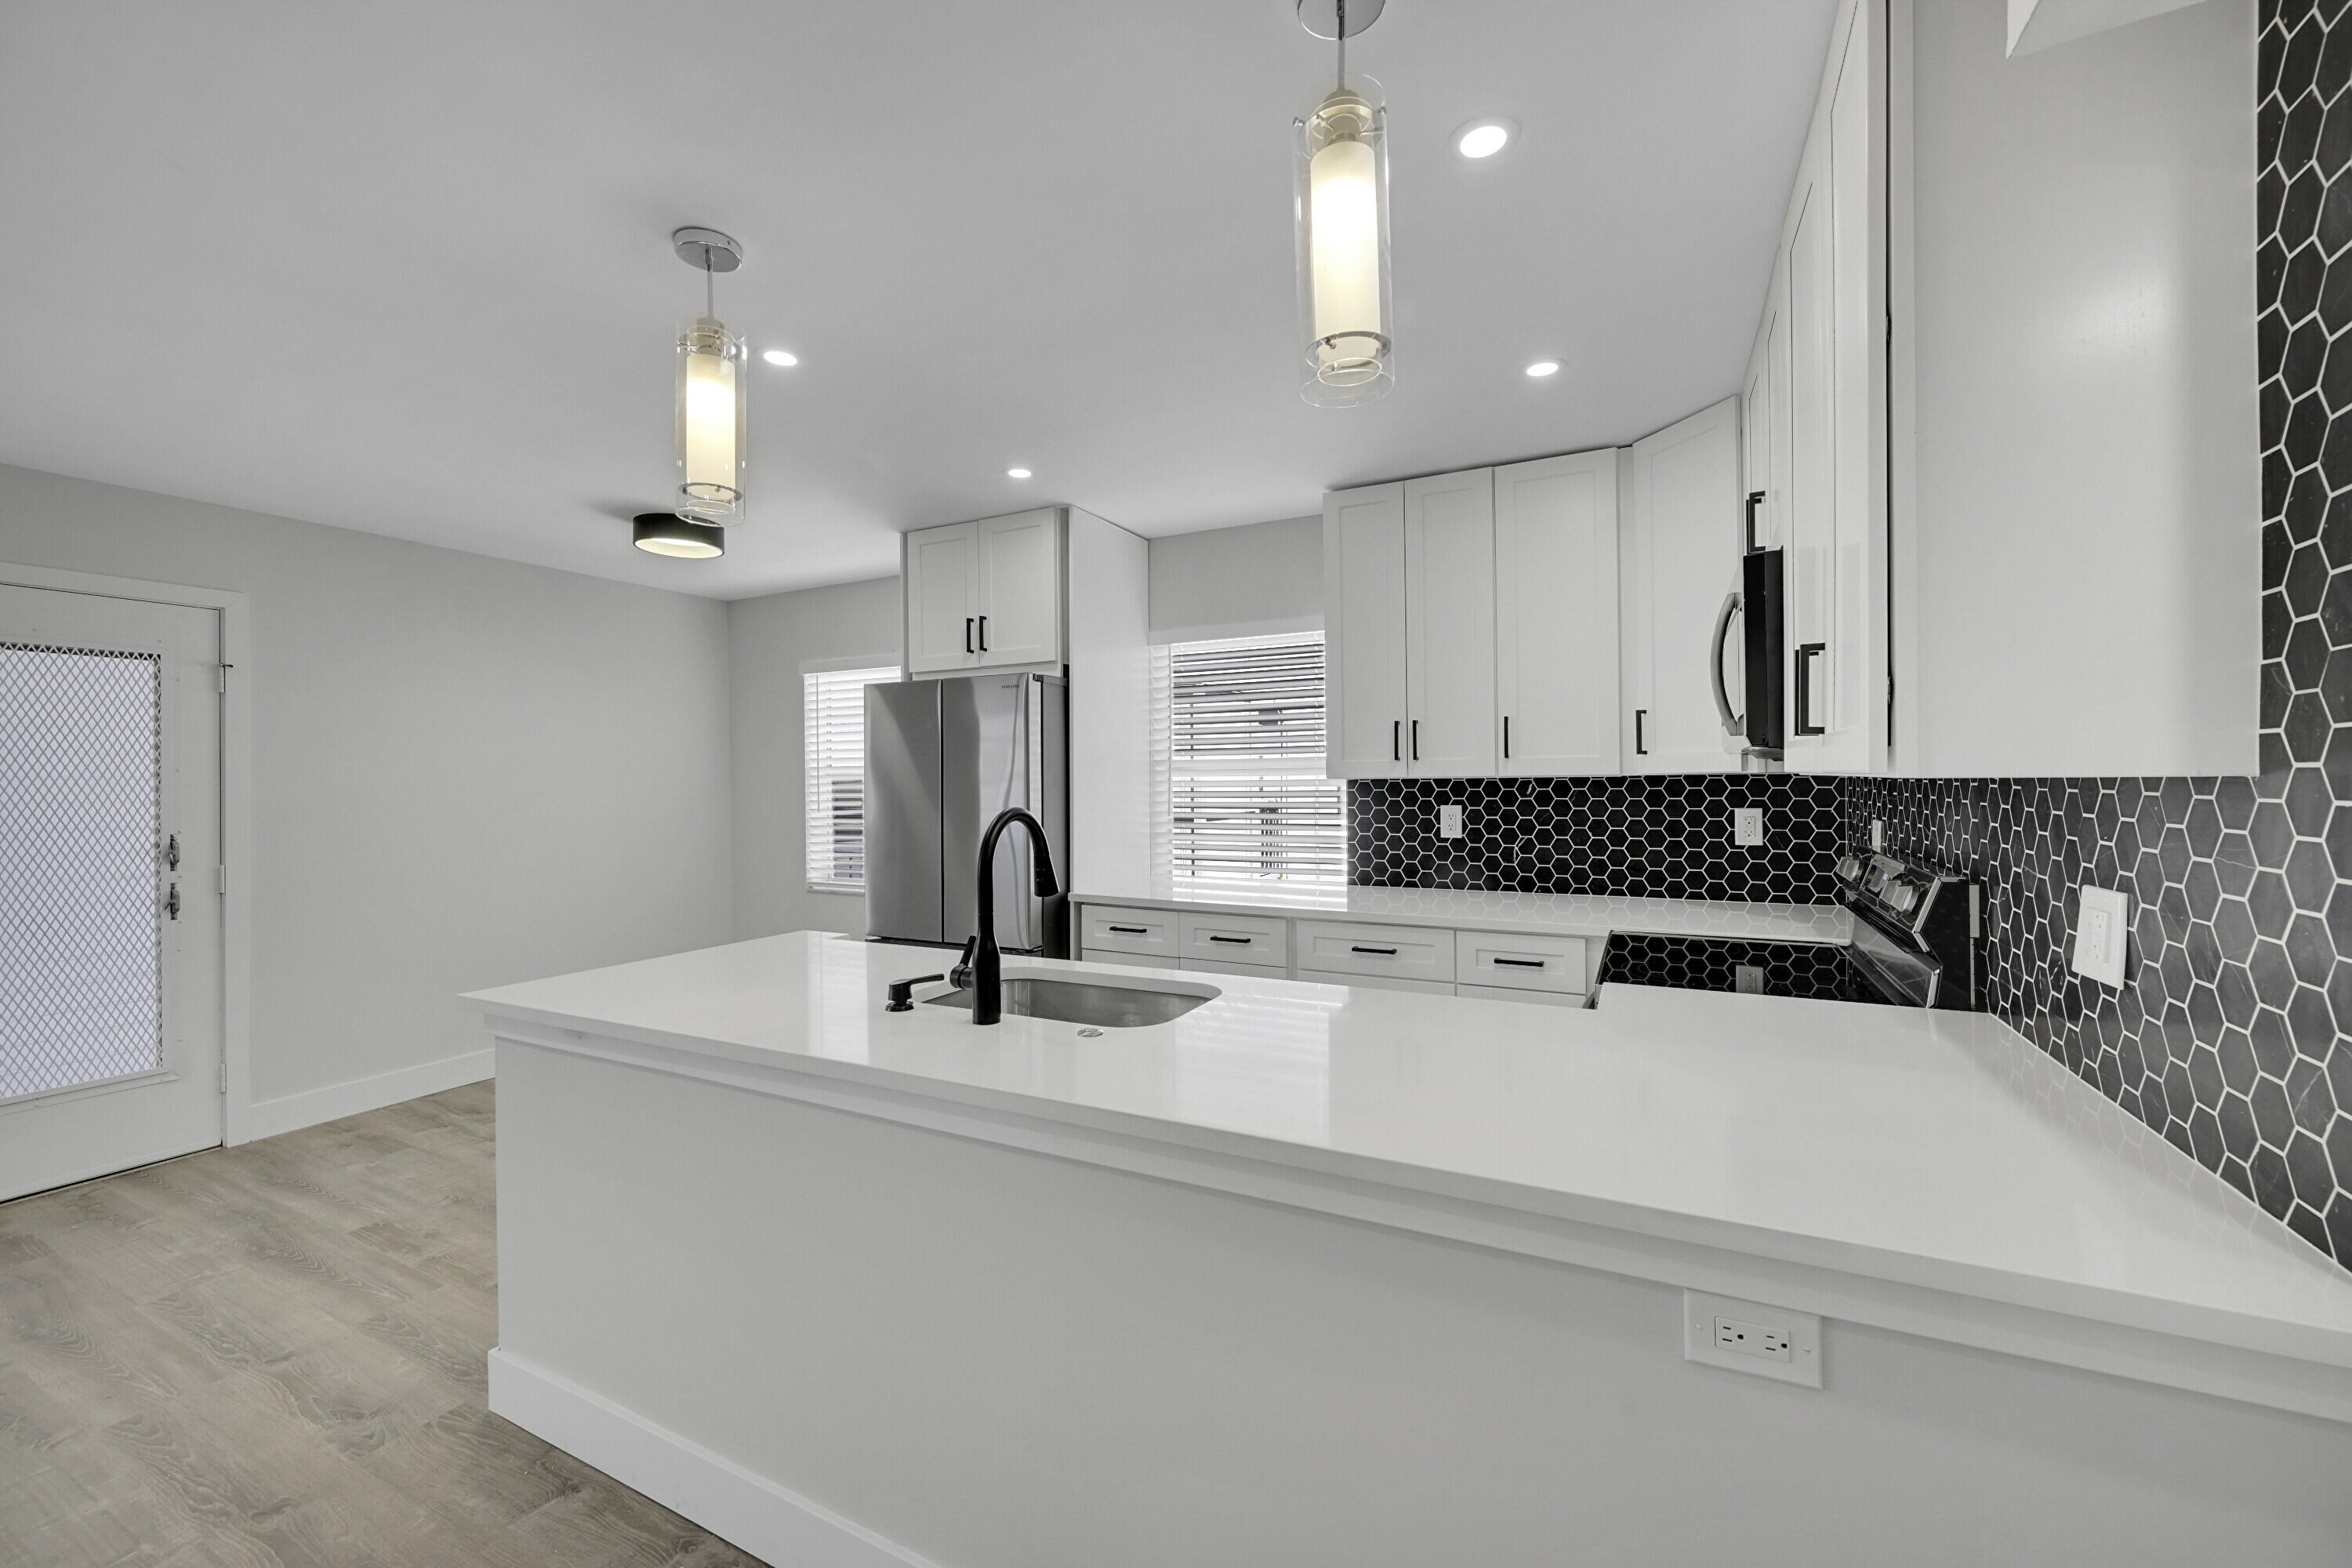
[1207,934,1253,945]
[1350,945,1399,956]
[1107,924,1149,935]
[1491,957,1546,969]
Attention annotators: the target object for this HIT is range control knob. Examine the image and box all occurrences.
[1884,882,1920,914]
[1835,855,1864,884]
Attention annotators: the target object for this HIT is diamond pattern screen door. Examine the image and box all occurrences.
[0,582,223,1200]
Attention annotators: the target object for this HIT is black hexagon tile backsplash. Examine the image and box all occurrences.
[1349,1,2352,1277]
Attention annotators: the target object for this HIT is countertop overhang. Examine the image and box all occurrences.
[467,931,2352,1424]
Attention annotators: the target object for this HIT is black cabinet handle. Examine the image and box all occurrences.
[978,615,989,652]
[1503,714,1511,760]
[1350,944,1399,956]
[1207,934,1253,945]
[1490,956,1545,969]
[1635,708,1648,756]
[1744,490,1765,552]
[1392,719,1401,761]
[964,616,975,654]
[1795,642,1826,736]
[1411,719,1420,760]
[1107,924,1149,935]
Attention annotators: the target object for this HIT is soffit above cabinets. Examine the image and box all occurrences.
[0,1,1835,599]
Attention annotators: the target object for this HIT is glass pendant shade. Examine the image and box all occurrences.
[676,314,746,522]
[1295,77,1392,405]
[633,511,725,558]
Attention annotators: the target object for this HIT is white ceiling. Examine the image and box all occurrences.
[0,1,1836,600]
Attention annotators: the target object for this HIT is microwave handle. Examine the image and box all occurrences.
[1710,590,1744,739]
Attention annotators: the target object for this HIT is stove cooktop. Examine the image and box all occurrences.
[1595,931,1899,1006]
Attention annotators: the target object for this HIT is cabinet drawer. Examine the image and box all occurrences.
[1457,982,1586,1008]
[1295,920,1455,984]
[1089,949,1181,971]
[1180,956,1287,981]
[1455,931,1588,994]
[1178,911,1290,969]
[1080,904,1178,960]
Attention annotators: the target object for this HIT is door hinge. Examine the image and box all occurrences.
[216,864,227,895]
[216,664,228,693]
[218,1061,227,1094]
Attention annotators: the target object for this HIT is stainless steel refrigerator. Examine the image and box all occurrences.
[863,672,1069,956]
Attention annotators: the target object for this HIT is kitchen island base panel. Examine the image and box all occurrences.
[491,1037,2352,1568]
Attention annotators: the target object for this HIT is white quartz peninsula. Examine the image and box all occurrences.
[470,932,2352,1568]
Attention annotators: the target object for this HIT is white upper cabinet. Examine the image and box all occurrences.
[1323,484,1410,777]
[902,508,1063,674]
[1622,399,1744,774]
[1403,470,1497,777]
[975,510,1060,667]
[1771,0,1889,773]
[1495,450,1620,775]
[905,522,982,673]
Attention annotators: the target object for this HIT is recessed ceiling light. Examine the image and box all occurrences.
[1005,467,1033,480]
[1525,359,1562,378]
[761,348,798,367]
[1454,117,1516,161]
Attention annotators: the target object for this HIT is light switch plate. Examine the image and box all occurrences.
[1733,807,1765,846]
[2071,884,2129,987]
[1683,1290,1821,1388]
[1438,803,1465,840]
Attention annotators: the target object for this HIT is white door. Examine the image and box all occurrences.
[1496,449,1619,775]
[904,522,980,674]
[1403,470,1495,777]
[1323,483,1408,777]
[0,583,223,1200]
[1622,399,1744,773]
[974,509,1061,668]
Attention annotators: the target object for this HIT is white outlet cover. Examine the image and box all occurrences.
[1733,806,1765,846]
[1438,803,1465,840]
[1683,1289,1822,1388]
[2071,884,2129,988]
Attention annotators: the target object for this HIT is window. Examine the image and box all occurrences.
[1163,631,1344,891]
[804,664,898,892]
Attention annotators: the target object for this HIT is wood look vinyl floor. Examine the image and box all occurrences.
[0,1083,767,1567]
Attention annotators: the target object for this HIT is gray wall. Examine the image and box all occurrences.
[1148,515,1322,641]
[0,463,733,1105]
[726,575,902,940]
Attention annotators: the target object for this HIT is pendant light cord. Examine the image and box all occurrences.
[1335,0,1346,89]
[704,256,714,320]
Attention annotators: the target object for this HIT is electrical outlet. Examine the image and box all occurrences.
[1683,1290,1821,1388]
[1733,807,1764,847]
[1733,964,1766,994]
[1438,803,1465,840]
[2071,884,2129,987]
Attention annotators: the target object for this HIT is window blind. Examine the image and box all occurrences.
[1166,632,1344,891]
[804,665,898,891]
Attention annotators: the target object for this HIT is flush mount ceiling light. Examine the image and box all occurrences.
[671,227,748,528]
[761,348,798,367]
[633,511,726,558]
[1525,359,1562,377]
[1005,467,1033,480]
[1454,116,1516,160]
[1294,0,1392,407]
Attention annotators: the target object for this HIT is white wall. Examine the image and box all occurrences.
[1897,0,2261,775]
[0,463,733,1109]
[1148,514,1323,641]
[726,575,901,939]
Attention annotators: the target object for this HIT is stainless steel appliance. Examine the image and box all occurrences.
[863,673,1069,956]
[1595,848,1981,1010]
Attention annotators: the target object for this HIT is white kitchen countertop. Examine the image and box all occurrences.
[468,931,2352,1418]
[1071,883,1853,944]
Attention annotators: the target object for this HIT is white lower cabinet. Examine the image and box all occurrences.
[1095,950,1181,971]
[1080,903,1178,962]
[1327,973,1457,996]
[1178,911,1289,970]
[1294,920,1455,986]
[1454,931,1588,996]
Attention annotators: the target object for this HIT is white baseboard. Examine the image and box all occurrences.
[487,1348,937,1568]
[239,1048,494,1143]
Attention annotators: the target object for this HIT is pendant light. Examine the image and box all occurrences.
[1294,0,1392,406]
[633,511,726,558]
[671,227,748,524]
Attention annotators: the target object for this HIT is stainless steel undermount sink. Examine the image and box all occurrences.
[924,975,1214,1028]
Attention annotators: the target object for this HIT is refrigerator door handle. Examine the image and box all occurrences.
[1711,590,1744,738]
